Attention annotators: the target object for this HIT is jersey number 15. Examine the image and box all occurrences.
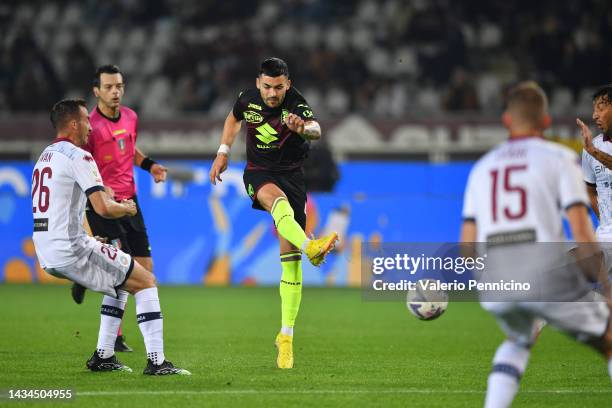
[490,165,527,222]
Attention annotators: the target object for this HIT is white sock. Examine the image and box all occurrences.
[484,341,530,408]
[281,326,293,336]
[135,287,165,365]
[608,359,612,382]
[96,290,128,359]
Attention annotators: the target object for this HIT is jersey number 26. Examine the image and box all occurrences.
[32,167,52,213]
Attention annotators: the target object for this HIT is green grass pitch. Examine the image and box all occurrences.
[0,285,610,407]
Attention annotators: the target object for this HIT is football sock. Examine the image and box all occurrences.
[608,359,612,381]
[96,290,128,359]
[484,340,530,408]
[280,251,303,333]
[135,287,165,365]
[281,327,294,336]
[270,198,309,250]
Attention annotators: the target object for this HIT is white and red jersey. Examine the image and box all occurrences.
[462,136,588,243]
[32,138,105,268]
[581,134,612,240]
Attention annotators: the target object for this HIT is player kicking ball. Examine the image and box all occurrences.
[209,58,338,369]
[32,99,190,376]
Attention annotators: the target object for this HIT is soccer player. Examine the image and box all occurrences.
[578,85,612,241]
[460,82,612,407]
[71,64,168,352]
[33,99,189,375]
[209,57,339,369]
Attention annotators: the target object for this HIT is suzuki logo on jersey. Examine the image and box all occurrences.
[255,123,279,145]
[244,111,264,124]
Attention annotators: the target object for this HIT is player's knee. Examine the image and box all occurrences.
[142,272,157,288]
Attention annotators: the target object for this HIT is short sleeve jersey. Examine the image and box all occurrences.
[581,134,612,239]
[232,87,316,172]
[83,106,138,200]
[32,139,105,268]
[462,137,588,242]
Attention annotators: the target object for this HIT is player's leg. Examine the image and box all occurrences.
[594,308,612,380]
[537,297,612,380]
[120,262,190,375]
[80,207,134,351]
[275,237,302,369]
[256,183,338,266]
[481,302,539,408]
[122,204,154,352]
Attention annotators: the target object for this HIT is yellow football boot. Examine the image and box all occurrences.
[304,232,339,267]
[275,333,294,369]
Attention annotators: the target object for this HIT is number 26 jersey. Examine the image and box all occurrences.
[32,139,105,268]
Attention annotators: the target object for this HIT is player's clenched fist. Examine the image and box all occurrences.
[151,163,168,183]
[209,154,228,185]
[286,113,305,135]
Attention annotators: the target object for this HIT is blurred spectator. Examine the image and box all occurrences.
[0,0,610,117]
[443,68,479,112]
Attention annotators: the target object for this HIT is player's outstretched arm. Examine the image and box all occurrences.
[578,118,612,169]
[210,111,242,185]
[89,190,137,219]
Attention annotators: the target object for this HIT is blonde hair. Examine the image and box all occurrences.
[506,81,549,126]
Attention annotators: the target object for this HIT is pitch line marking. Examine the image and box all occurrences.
[77,389,612,397]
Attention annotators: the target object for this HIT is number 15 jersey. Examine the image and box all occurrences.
[32,138,105,268]
[462,137,588,243]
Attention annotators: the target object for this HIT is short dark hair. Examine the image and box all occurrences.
[93,64,123,88]
[593,85,612,104]
[259,57,289,78]
[50,99,87,130]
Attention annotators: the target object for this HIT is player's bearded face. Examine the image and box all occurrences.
[257,75,290,108]
[593,96,612,137]
[96,73,125,109]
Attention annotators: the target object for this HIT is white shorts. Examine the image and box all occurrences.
[45,240,133,297]
[481,291,610,347]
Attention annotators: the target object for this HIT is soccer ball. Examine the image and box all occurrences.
[406,279,449,320]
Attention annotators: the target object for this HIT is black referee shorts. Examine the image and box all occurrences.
[243,170,307,229]
[85,195,152,257]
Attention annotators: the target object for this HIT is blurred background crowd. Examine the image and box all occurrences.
[1,0,610,119]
